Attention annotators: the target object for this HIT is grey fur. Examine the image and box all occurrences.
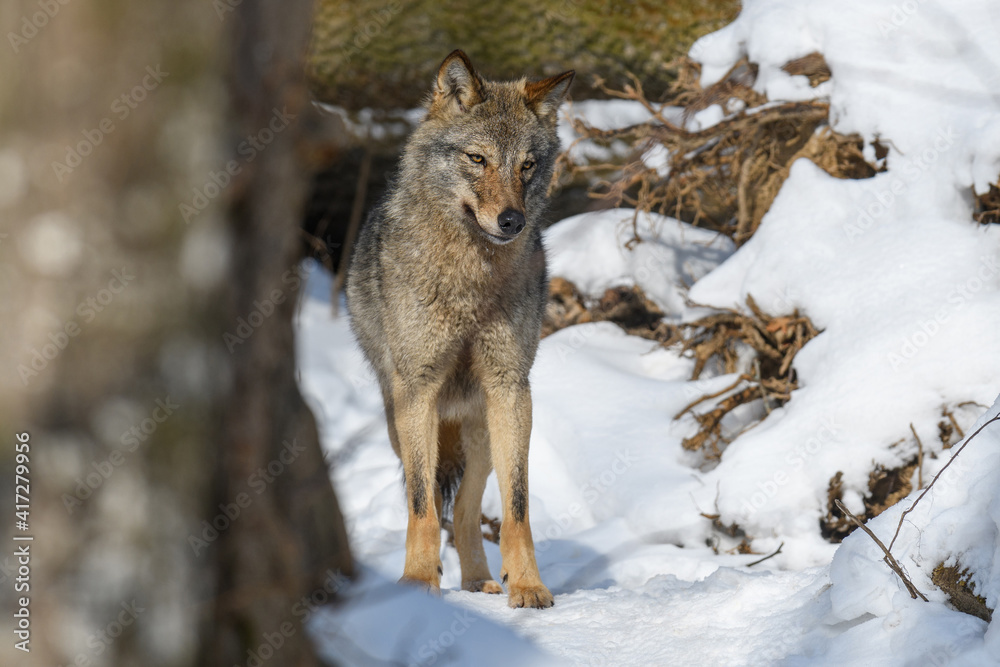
[346,50,572,608]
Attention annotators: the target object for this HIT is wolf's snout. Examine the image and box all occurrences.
[498,209,526,237]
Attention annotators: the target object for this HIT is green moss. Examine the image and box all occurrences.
[933,564,993,623]
[307,0,741,109]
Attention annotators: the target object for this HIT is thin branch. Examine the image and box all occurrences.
[746,542,784,567]
[834,499,928,601]
[944,408,965,440]
[888,414,1000,553]
[572,101,829,146]
[910,422,923,489]
[674,373,752,419]
[332,142,372,316]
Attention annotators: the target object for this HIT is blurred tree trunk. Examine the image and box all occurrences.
[0,0,351,665]
[208,0,354,664]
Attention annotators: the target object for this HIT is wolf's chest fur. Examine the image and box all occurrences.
[382,213,545,334]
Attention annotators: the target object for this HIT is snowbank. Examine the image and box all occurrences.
[816,399,1000,664]
[684,0,1000,565]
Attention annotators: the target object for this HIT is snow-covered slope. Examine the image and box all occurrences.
[687,0,1000,557]
[299,0,1000,663]
[298,250,837,665]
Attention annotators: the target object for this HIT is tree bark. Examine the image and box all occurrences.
[208,0,354,664]
[0,0,351,665]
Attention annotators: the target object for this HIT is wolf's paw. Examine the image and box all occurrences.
[506,582,554,609]
[398,575,442,596]
[464,579,503,594]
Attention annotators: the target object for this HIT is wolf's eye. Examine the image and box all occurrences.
[521,160,535,171]
[467,153,485,165]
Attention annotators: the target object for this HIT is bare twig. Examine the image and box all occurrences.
[670,295,818,456]
[332,143,372,316]
[746,542,784,567]
[944,408,965,440]
[674,373,752,419]
[754,358,772,415]
[888,414,1000,553]
[298,229,336,319]
[559,57,882,247]
[300,228,335,271]
[834,499,928,601]
[910,423,923,489]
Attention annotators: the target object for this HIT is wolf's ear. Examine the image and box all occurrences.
[431,50,484,115]
[524,70,574,124]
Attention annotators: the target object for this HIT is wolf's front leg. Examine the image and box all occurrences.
[390,374,443,593]
[484,382,553,608]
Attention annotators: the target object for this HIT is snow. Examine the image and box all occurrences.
[558,99,685,167]
[313,102,426,142]
[688,104,726,132]
[308,566,559,667]
[544,211,733,321]
[298,0,1000,663]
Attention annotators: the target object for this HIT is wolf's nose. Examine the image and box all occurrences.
[498,209,526,236]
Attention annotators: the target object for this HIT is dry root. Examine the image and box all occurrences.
[480,514,501,544]
[823,462,919,543]
[974,182,1000,225]
[933,565,993,622]
[546,285,821,458]
[554,53,883,246]
[822,403,983,542]
[781,52,832,87]
[542,282,821,459]
[674,295,820,457]
[681,294,818,381]
[542,277,678,343]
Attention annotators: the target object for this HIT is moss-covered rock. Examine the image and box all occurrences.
[308,0,741,110]
[933,565,993,623]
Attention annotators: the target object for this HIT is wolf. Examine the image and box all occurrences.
[346,50,573,608]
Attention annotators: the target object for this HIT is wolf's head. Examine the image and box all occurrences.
[400,50,574,246]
